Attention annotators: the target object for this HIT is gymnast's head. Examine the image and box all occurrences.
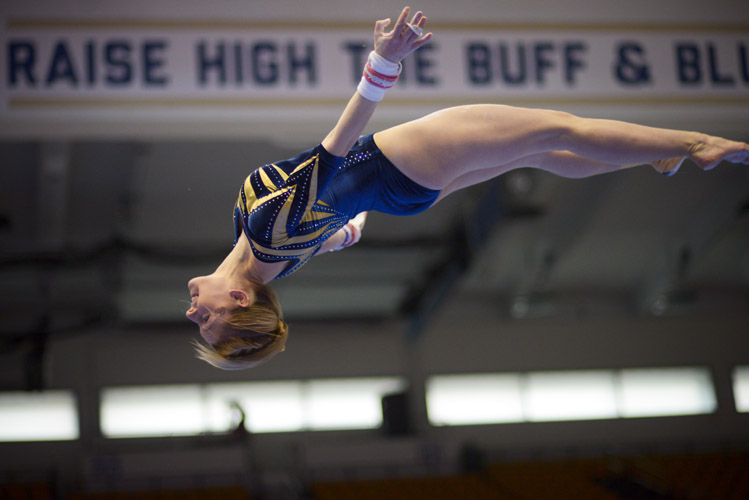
[186,274,287,370]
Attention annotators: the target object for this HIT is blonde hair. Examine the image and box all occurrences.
[193,283,288,370]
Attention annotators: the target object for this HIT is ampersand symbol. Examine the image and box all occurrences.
[615,42,651,85]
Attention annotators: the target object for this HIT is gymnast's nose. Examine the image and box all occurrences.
[186,305,198,323]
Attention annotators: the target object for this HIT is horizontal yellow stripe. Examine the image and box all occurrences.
[305,209,338,223]
[8,95,749,109]
[6,19,749,33]
[278,225,331,247]
[251,239,317,258]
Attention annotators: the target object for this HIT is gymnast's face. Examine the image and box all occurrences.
[186,275,234,345]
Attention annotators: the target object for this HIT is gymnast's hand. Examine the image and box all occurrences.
[343,212,367,247]
[317,212,368,254]
[374,6,433,63]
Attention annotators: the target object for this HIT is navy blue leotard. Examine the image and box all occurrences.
[234,134,440,279]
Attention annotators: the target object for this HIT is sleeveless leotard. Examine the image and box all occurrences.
[234,134,440,279]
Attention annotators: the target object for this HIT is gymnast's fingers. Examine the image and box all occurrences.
[411,19,432,47]
[409,10,424,29]
[416,14,427,30]
[374,17,391,37]
[392,6,411,34]
[403,11,425,39]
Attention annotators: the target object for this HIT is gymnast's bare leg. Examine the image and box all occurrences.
[373,104,749,194]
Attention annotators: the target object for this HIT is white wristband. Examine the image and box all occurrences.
[368,51,401,75]
[357,51,402,102]
[331,223,359,252]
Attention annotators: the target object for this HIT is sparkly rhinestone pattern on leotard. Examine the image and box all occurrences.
[234,144,347,280]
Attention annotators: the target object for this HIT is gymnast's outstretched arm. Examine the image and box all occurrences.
[321,6,432,156]
[316,7,431,254]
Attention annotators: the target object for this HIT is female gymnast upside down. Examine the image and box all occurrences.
[186,7,749,370]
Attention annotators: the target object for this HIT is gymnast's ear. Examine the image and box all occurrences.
[229,289,252,308]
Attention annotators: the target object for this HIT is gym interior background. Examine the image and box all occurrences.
[1,0,748,498]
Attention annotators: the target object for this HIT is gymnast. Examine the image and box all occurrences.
[186,6,749,369]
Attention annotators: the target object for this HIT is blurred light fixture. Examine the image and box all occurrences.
[505,169,534,199]
[731,366,749,413]
[0,390,78,442]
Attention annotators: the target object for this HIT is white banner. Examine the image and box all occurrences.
[2,20,748,109]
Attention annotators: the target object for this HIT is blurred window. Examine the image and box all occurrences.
[0,390,78,442]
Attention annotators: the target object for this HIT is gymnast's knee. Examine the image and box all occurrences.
[548,110,588,150]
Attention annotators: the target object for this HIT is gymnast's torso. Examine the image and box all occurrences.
[234,134,440,279]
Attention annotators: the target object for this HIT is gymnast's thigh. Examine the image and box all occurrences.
[374,104,570,191]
